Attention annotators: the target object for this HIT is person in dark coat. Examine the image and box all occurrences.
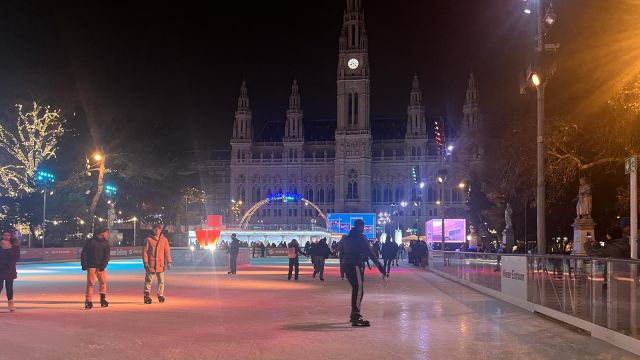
[260,242,266,257]
[312,238,332,281]
[372,240,381,259]
[228,233,241,274]
[584,226,630,258]
[81,226,111,309]
[381,235,398,277]
[336,236,346,279]
[0,228,20,311]
[342,219,385,327]
[287,239,306,280]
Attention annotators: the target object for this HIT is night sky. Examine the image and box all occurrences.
[0,1,632,163]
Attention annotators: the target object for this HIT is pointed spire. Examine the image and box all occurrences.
[289,79,300,111]
[465,73,477,105]
[237,80,250,112]
[409,74,422,106]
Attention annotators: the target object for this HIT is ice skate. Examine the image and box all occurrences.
[100,294,109,308]
[158,295,165,303]
[8,300,15,312]
[84,301,93,309]
[351,315,370,327]
[144,294,152,304]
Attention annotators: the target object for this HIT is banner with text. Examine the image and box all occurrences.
[500,256,527,301]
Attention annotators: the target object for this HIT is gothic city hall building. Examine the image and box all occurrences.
[222,0,483,232]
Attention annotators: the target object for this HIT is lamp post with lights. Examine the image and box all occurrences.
[521,0,557,254]
[36,170,55,248]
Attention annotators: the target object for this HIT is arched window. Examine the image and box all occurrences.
[347,169,358,199]
[348,93,353,125]
[304,185,314,202]
[372,186,381,203]
[354,93,359,124]
[327,185,335,203]
[427,186,436,203]
[395,186,404,202]
[383,184,392,202]
[317,188,325,203]
[417,147,421,156]
[288,184,297,194]
[252,185,260,202]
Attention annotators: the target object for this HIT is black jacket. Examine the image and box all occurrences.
[342,229,380,266]
[381,241,399,260]
[584,237,630,258]
[314,241,332,259]
[228,239,241,256]
[81,236,110,270]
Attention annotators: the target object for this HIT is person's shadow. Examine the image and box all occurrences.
[282,322,352,332]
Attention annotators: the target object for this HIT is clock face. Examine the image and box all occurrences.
[347,58,359,70]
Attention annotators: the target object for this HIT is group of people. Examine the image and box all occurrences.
[80,224,172,309]
[407,240,429,268]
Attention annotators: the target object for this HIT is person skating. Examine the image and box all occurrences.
[81,226,111,309]
[287,239,306,280]
[381,235,398,277]
[143,224,172,304]
[0,228,20,311]
[342,219,385,327]
[228,233,240,274]
[336,236,346,280]
[313,238,332,281]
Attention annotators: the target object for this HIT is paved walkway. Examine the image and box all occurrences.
[3,259,638,360]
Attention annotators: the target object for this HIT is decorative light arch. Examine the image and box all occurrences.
[238,192,328,230]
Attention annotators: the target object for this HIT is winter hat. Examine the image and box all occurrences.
[620,217,631,229]
[94,225,108,236]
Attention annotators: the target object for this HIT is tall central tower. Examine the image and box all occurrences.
[335,0,371,212]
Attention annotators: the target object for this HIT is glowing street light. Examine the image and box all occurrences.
[458,182,466,189]
[36,170,55,248]
[93,153,103,161]
[530,72,541,86]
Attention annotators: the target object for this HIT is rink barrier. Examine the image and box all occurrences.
[428,251,640,356]
[18,246,144,263]
[17,246,251,267]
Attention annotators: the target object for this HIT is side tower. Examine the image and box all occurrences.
[230,80,253,208]
[334,0,372,212]
[283,80,304,164]
[460,73,482,159]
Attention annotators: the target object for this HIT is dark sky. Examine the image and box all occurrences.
[1,1,631,162]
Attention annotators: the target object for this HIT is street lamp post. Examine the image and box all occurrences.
[522,0,557,255]
[36,171,55,248]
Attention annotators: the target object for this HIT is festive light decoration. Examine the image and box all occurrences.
[104,184,117,196]
[267,191,302,202]
[434,120,444,149]
[0,102,64,197]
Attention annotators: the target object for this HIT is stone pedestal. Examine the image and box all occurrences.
[572,218,596,255]
[503,228,515,252]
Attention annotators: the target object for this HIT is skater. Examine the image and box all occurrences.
[81,226,111,309]
[312,238,331,281]
[143,224,172,304]
[381,235,398,277]
[260,241,266,257]
[228,233,240,274]
[342,219,385,327]
[0,228,20,311]
[287,239,306,280]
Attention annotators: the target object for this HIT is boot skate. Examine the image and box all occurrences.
[351,314,371,327]
[8,300,15,312]
[158,295,165,303]
[84,301,93,309]
[144,294,152,304]
[100,294,109,308]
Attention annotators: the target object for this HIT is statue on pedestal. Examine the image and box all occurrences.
[504,202,513,229]
[576,177,592,219]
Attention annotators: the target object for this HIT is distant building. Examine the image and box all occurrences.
[197,0,483,233]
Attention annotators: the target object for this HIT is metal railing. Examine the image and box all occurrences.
[430,251,640,340]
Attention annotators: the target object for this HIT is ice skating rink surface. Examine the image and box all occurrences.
[3,258,638,360]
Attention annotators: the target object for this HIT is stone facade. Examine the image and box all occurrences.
[225,0,482,232]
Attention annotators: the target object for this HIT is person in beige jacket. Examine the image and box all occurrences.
[143,224,172,304]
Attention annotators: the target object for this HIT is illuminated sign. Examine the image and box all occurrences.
[328,213,376,239]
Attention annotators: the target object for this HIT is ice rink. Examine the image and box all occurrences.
[3,258,639,360]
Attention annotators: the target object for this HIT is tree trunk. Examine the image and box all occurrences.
[88,158,106,231]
